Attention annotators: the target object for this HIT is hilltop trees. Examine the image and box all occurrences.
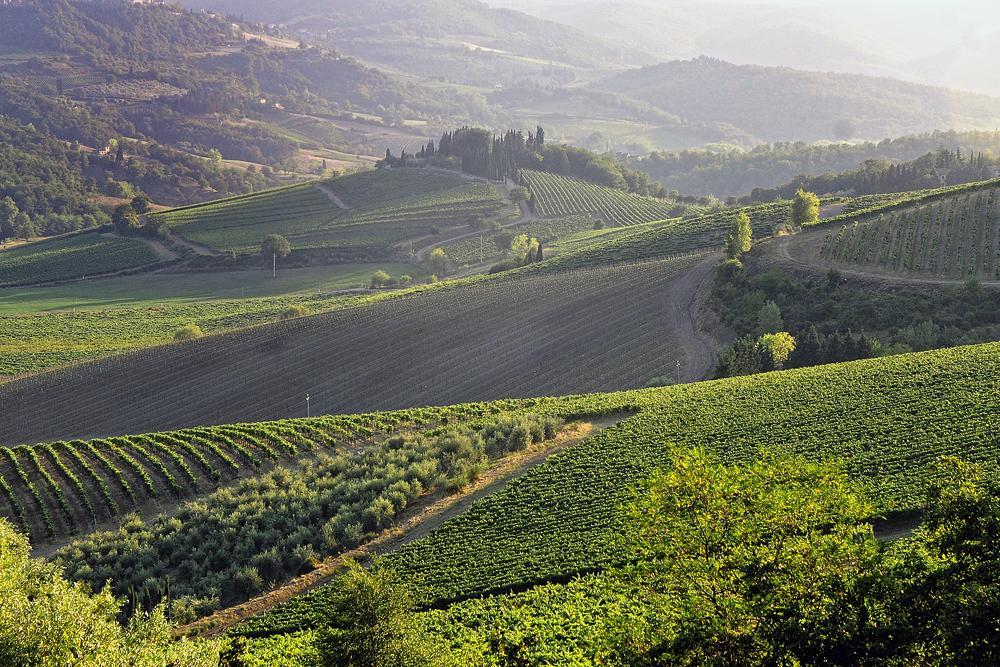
[724,209,753,258]
[790,188,820,227]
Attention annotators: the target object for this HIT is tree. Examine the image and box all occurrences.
[509,186,529,203]
[759,331,796,369]
[131,194,151,214]
[316,559,441,667]
[0,196,18,242]
[790,189,820,227]
[889,457,1000,664]
[12,212,33,241]
[112,204,140,235]
[370,270,392,288]
[756,300,783,335]
[261,235,291,277]
[724,210,752,258]
[424,248,449,277]
[621,448,883,665]
[0,518,221,666]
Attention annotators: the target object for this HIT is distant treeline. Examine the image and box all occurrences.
[744,147,1000,203]
[632,130,1000,199]
[387,126,668,197]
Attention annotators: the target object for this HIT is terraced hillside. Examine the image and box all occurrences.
[93,340,989,651]
[0,232,164,287]
[0,256,710,445]
[521,169,678,226]
[158,169,510,255]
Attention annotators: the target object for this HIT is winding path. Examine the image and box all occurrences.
[663,252,725,382]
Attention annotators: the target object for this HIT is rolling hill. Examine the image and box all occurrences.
[593,57,1000,143]
[0,254,714,445]
[233,342,999,650]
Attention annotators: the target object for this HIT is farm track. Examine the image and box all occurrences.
[770,230,1000,288]
[313,183,351,210]
[0,257,704,445]
[663,253,724,382]
[175,417,622,639]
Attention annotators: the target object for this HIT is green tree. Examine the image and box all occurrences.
[759,331,796,369]
[424,248,449,277]
[890,457,1000,664]
[0,518,221,666]
[508,186,529,204]
[370,270,392,288]
[261,234,292,259]
[0,196,19,242]
[790,189,820,227]
[724,210,752,258]
[620,448,882,665]
[131,194,151,214]
[12,212,34,240]
[112,204,140,235]
[756,300,783,335]
[316,559,443,667]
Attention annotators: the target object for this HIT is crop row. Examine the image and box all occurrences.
[245,341,1000,634]
[50,411,564,614]
[520,170,677,227]
[821,188,1000,279]
[0,408,474,542]
[0,232,162,287]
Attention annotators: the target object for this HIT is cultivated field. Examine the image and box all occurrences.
[211,341,1000,641]
[157,169,510,254]
[521,169,677,226]
[0,232,162,287]
[0,256,708,445]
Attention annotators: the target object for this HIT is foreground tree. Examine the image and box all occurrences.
[317,559,445,667]
[724,210,753,258]
[261,234,291,277]
[790,188,820,227]
[0,518,220,666]
[424,247,449,277]
[618,448,883,665]
[370,270,392,288]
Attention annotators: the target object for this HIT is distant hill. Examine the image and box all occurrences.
[594,57,1000,143]
[175,0,657,86]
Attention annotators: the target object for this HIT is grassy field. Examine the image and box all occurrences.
[157,169,510,254]
[0,256,704,445]
[235,341,1000,645]
[0,264,415,377]
[0,232,162,287]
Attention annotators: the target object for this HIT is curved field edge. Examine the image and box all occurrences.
[241,341,1000,636]
[0,256,706,445]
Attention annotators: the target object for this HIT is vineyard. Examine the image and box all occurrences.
[45,411,563,612]
[819,186,1000,280]
[240,340,1000,638]
[0,256,703,445]
[534,200,792,272]
[157,169,509,254]
[441,214,595,265]
[520,170,678,227]
[0,232,162,287]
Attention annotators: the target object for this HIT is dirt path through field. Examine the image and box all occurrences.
[314,183,352,210]
[769,231,1000,287]
[412,199,535,262]
[664,253,725,382]
[176,415,626,638]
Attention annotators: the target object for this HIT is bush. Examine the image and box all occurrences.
[174,323,204,341]
[280,305,310,320]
